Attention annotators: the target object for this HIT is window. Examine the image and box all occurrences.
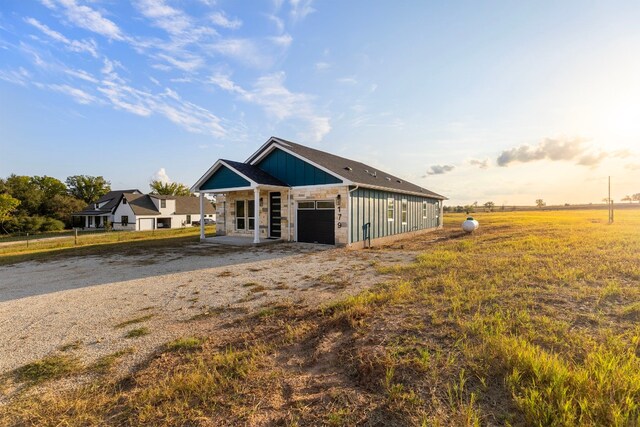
[422,201,427,219]
[122,198,127,205]
[401,199,408,225]
[387,198,394,221]
[121,216,128,226]
[236,200,245,230]
[235,200,255,231]
[186,214,191,224]
[316,201,335,209]
[160,199,166,208]
[298,201,315,209]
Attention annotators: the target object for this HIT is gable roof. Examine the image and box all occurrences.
[125,193,161,216]
[221,160,288,186]
[249,137,446,199]
[169,196,216,215]
[74,189,142,215]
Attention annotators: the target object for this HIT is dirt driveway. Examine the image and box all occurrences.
[0,242,415,379]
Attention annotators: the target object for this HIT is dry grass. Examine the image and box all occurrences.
[2,210,639,426]
[0,225,215,266]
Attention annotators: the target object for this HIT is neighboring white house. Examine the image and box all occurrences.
[73,190,216,231]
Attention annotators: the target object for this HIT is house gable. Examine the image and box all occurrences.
[256,147,342,187]
[200,165,251,191]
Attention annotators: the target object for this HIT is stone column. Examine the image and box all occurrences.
[199,192,205,240]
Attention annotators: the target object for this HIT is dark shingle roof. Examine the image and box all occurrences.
[74,189,142,215]
[222,159,288,186]
[170,196,216,215]
[125,193,160,216]
[250,137,446,199]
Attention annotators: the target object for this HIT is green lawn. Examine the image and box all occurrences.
[0,225,215,266]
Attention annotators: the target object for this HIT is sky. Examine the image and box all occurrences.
[1,0,639,206]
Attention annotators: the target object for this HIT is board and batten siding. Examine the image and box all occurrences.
[256,148,342,186]
[349,188,441,243]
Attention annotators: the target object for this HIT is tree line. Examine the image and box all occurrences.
[0,175,193,234]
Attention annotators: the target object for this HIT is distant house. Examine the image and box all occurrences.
[191,136,446,247]
[73,190,216,231]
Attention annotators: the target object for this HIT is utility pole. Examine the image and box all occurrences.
[608,176,614,224]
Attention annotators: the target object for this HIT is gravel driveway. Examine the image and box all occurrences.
[0,242,413,380]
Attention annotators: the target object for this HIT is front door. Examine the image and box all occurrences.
[269,192,281,238]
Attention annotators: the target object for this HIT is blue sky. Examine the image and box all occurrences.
[1,1,639,205]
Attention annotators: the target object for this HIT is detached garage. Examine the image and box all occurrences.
[192,136,446,247]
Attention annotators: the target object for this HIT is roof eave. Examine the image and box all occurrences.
[352,182,447,199]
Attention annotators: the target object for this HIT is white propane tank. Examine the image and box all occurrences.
[462,216,479,233]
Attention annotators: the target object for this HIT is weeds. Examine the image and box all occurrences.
[125,327,150,338]
[14,355,81,384]
[114,314,154,329]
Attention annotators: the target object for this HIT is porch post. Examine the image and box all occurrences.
[253,187,260,244]
[199,192,205,241]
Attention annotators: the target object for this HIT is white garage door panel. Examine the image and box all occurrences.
[139,218,154,231]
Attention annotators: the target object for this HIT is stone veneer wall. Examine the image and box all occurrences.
[290,186,349,246]
[214,186,349,246]
[214,189,291,240]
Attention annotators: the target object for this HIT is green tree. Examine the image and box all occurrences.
[47,194,86,226]
[632,193,640,203]
[0,193,21,233]
[484,201,495,212]
[149,180,192,196]
[4,174,43,215]
[536,199,546,208]
[66,175,111,204]
[621,195,632,203]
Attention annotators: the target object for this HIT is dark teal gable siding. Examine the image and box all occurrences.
[200,165,250,190]
[257,148,342,186]
[349,188,441,243]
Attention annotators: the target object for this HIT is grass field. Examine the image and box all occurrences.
[1,210,639,426]
[0,226,215,266]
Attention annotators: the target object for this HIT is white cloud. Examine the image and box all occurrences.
[210,38,272,68]
[426,164,455,175]
[315,62,330,71]
[63,67,98,83]
[210,11,242,29]
[210,71,330,142]
[43,0,124,40]
[337,76,357,84]
[151,168,171,184]
[289,0,315,22]
[134,0,192,36]
[469,158,489,169]
[25,17,98,57]
[0,67,31,86]
[156,53,203,72]
[270,33,292,47]
[49,84,96,104]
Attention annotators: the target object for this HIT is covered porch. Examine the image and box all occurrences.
[192,159,291,244]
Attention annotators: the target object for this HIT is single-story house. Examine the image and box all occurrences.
[73,190,216,231]
[191,137,446,247]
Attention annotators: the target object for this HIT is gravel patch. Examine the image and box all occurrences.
[0,242,416,379]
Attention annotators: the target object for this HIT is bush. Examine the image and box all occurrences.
[1,215,64,234]
[40,217,65,232]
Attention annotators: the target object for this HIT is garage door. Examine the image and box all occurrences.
[297,201,335,245]
[139,218,155,231]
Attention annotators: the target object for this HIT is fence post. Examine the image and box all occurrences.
[26,232,29,248]
[75,228,78,246]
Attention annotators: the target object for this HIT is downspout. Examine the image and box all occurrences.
[347,185,359,246]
